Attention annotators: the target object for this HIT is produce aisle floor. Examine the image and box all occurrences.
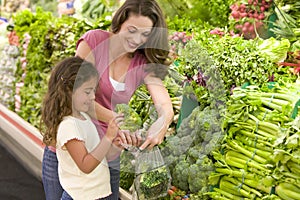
[0,139,45,200]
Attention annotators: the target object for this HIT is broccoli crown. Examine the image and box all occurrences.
[162,105,224,193]
[115,103,142,132]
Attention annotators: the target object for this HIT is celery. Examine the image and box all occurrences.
[226,140,267,164]
[244,146,272,160]
[258,93,297,104]
[260,97,290,107]
[235,135,274,151]
[226,150,271,170]
[238,129,269,141]
[235,123,277,139]
[286,160,300,175]
[276,182,300,200]
[215,168,257,180]
[225,156,270,176]
[222,176,262,197]
[212,188,244,200]
[220,177,259,199]
[248,114,280,134]
[237,178,273,194]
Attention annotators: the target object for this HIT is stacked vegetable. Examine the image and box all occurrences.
[229,0,274,39]
[0,25,20,108]
[161,105,225,199]
[208,82,300,199]
[270,0,300,41]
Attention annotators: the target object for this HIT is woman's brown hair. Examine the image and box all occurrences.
[39,56,99,146]
[111,0,171,79]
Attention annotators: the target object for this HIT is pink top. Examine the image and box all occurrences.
[77,30,148,138]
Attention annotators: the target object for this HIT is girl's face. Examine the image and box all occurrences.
[72,77,97,117]
[118,14,153,53]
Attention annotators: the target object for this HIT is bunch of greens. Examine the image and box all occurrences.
[115,103,142,132]
[136,167,171,200]
[79,0,109,23]
[258,37,291,63]
[271,0,300,41]
[176,39,227,110]
[119,150,135,190]
[158,0,234,27]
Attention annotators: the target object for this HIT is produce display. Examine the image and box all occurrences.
[208,82,300,199]
[0,28,20,107]
[1,0,300,199]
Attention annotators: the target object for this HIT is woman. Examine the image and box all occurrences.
[75,0,174,199]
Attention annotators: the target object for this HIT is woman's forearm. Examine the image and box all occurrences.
[88,101,115,123]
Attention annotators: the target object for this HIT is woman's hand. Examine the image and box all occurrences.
[139,116,166,150]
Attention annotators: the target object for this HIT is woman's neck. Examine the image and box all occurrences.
[108,33,133,64]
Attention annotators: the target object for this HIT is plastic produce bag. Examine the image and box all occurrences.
[133,146,171,200]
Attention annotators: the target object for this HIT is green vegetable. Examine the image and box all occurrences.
[276,182,300,200]
[136,166,170,199]
[114,103,142,132]
[258,37,290,63]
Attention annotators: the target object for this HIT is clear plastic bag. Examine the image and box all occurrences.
[133,146,171,200]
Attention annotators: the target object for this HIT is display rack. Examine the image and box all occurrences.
[0,103,132,200]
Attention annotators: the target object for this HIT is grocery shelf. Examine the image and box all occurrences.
[0,103,44,180]
[0,103,131,200]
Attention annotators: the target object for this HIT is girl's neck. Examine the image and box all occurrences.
[72,112,86,120]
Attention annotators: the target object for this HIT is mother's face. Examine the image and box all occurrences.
[118,13,153,53]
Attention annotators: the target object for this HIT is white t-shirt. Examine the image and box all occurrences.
[109,76,125,91]
[56,113,111,200]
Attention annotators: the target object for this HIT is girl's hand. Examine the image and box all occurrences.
[117,129,142,147]
[106,114,124,141]
[111,136,124,149]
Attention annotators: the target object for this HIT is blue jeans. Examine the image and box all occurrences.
[106,156,121,200]
[42,146,64,200]
[61,191,72,200]
[61,190,111,200]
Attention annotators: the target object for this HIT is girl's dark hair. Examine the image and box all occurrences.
[39,56,99,145]
[111,0,171,79]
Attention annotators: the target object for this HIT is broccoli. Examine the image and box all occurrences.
[188,155,214,194]
[165,105,224,195]
[119,150,135,190]
[136,166,171,199]
[114,103,142,132]
[171,157,190,191]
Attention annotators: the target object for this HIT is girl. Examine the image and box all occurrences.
[76,0,174,198]
[40,56,126,199]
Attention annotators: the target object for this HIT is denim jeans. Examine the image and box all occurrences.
[42,146,64,200]
[106,157,121,200]
[61,190,111,200]
[60,191,72,200]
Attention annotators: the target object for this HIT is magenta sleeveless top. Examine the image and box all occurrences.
[77,30,148,137]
